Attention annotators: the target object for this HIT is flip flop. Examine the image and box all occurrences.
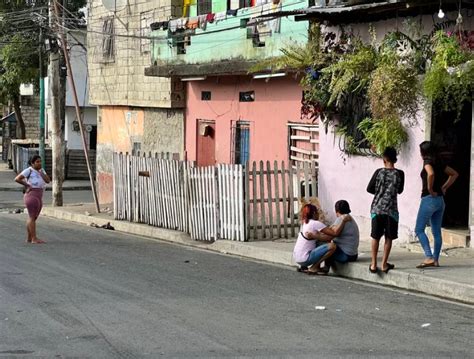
[416,262,435,269]
[382,263,395,273]
[369,265,378,273]
[297,267,308,273]
[31,239,46,244]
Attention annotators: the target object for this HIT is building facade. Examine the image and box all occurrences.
[88,0,185,203]
[145,0,314,167]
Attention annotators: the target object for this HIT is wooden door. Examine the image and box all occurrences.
[196,120,216,167]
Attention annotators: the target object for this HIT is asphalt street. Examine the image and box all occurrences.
[0,213,473,358]
[0,191,93,210]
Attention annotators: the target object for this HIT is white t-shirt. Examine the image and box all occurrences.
[21,167,47,189]
[293,220,327,263]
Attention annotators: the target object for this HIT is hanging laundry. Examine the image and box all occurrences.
[226,9,238,17]
[214,11,227,23]
[177,18,188,30]
[187,17,199,30]
[206,13,215,23]
[198,15,207,30]
[169,19,179,32]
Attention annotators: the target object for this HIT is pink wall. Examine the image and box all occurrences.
[318,115,428,244]
[185,76,306,164]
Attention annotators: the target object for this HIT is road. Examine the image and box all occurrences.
[0,190,93,211]
[0,213,473,358]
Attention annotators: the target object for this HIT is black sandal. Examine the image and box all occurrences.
[382,263,395,274]
[369,265,378,273]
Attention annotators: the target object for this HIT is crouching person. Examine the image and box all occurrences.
[325,200,359,271]
[293,203,350,275]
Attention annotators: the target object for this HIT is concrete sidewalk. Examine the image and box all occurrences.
[41,203,474,305]
[0,162,91,191]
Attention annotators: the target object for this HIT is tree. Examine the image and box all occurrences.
[0,35,40,138]
[0,0,86,139]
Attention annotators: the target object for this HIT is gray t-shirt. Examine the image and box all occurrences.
[332,217,359,256]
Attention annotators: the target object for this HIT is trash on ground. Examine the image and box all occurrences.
[315,306,326,310]
[84,211,91,216]
[421,323,431,328]
[336,309,342,312]
[90,222,115,230]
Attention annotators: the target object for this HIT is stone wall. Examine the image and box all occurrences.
[88,0,184,108]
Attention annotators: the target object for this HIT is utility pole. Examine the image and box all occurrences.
[52,0,100,213]
[50,0,64,206]
[39,7,46,169]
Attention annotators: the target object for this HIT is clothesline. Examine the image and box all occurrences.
[150,0,283,34]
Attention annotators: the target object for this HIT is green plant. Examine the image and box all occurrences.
[358,117,408,154]
[423,31,474,118]
[323,43,377,107]
[368,61,419,124]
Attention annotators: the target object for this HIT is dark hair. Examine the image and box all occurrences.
[29,155,41,166]
[335,200,351,215]
[382,147,398,164]
[419,141,437,160]
[301,204,319,224]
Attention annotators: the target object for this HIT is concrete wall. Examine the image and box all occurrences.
[142,108,185,156]
[471,103,474,247]
[318,115,428,244]
[96,106,185,204]
[88,0,184,108]
[185,75,304,164]
[152,0,308,66]
[97,106,144,204]
[65,107,97,150]
[21,95,40,139]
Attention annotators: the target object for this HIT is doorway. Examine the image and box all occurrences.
[431,102,472,228]
[196,119,216,167]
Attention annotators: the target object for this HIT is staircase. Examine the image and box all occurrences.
[406,228,471,253]
[66,150,96,180]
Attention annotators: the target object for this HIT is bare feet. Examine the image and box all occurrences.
[30,239,46,244]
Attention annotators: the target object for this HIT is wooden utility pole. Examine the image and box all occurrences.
[49,0,64,206]
[52,0,100,213]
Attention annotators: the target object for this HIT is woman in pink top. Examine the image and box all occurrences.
[15,155,51,244]
[293,204,350,275]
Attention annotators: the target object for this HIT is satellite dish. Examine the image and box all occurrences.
[102,0,127,12]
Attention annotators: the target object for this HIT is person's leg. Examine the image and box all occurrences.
[431,198,445,264]
[415,197,435,262]
[370,215,383,271]
[331,246,350,264]
[26,218,32,242]
[307,243,336,273]
[381,239,393,271]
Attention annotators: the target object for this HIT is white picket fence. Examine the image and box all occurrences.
[113,152,245,241]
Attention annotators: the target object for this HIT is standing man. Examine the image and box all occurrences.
[367,147,405,274]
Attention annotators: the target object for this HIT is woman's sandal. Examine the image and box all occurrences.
[416,261,436,269]
[297,266,308,273]
[382,263,395,274]
[369,265,378,274]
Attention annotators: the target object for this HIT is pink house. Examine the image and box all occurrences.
[184,75,310,166]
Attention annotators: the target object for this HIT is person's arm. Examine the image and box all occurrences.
[367,170,379,194]
[321,215,352,237]
[398,170,405,194]
[441,166,459,195]
[39,168,51,184]
[15,170,30,191]
[305,231,333,242]
[424,164,437,196]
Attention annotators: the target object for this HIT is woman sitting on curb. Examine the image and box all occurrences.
[293,203,351,275]
[323,200,360,273]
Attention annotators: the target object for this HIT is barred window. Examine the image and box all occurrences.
[231,121,250,165]
[101,17,115,62]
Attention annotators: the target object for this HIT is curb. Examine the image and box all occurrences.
[41,207,474,305]
[0,186,92,192]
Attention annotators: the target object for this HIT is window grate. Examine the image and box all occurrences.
[231,121,251,165]
[239,91,255,102]
[101,16,115,62]
[201,91,212,101]
[197,0,212,15]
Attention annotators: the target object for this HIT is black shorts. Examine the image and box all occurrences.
[371,214,398,240]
